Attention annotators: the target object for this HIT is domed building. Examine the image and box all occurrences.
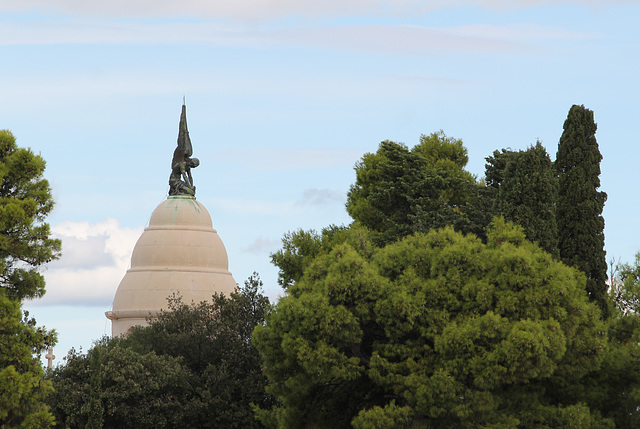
[105,105,236,336]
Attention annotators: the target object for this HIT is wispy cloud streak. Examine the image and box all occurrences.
[0,0,633,21]
[0,19,596,55]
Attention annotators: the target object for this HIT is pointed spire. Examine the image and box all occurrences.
[178,103,192,158]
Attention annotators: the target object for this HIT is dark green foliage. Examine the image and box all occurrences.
[0,130,60,428]
[49,274,274,428]
[345,132,488,246]
[485,148,519,190]
[488,142,558,256]
[254,220,609,428]
[48,338,191,429]
[85,346,104,429]
[556,105,608,316]
[273,131,491,292]
[346,140,433,243]
[126,273,275,428]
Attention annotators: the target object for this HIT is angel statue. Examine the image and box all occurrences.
[169,104,200,196]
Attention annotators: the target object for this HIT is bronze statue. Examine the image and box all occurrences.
[169,104,200,196]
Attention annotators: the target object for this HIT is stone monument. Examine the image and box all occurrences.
[106,104,236,337]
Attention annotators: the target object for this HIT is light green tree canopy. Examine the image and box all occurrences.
[0,297,57,428]
[571,253,640,428]
[255,220,608,428]
[413,130,470,171]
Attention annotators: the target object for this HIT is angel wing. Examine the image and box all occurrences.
[171,104,193,168]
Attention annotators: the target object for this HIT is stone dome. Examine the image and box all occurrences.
[106,196,236,336]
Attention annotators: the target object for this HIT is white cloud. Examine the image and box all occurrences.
[52,235,114,269]
[31,219,143,306]
[0,0,635,21]
[53,219,140,261]
[243,237,282,255]
[297,188,345,206]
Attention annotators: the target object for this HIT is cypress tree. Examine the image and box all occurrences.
[492,142,558,256]
[556,105,608,317]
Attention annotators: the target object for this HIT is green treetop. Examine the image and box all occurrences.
[254,220,608,428]
[0,130,61,301]
[48,338,191,429]
[488,142,558,256]
[346,131,486,246]
[555,105,608,317]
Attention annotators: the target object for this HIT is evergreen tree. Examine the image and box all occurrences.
[254,220,608,428]
[489,142,558,256]
[49,274,274,428]
[345,131,486,245]
[85,347,104,429]
[0,130,61,301]
[485,148,519,190]
[271,225,366,289]
[49,339,191,429]
[556,105,608,317]
[0,130,60,427]
[0,298,57,427]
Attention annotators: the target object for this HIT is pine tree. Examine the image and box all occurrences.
[0,129,60,427]
[556,105,608,317]
[0,130,61,301]
[255,220,609,427]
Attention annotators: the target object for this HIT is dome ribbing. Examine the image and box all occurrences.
[106,196,236,336]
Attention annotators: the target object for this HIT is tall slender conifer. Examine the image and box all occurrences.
[556,105,608,316]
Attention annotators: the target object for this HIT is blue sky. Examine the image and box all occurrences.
[3,0,639,363]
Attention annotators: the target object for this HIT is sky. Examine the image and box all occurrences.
[2,0,639,364]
